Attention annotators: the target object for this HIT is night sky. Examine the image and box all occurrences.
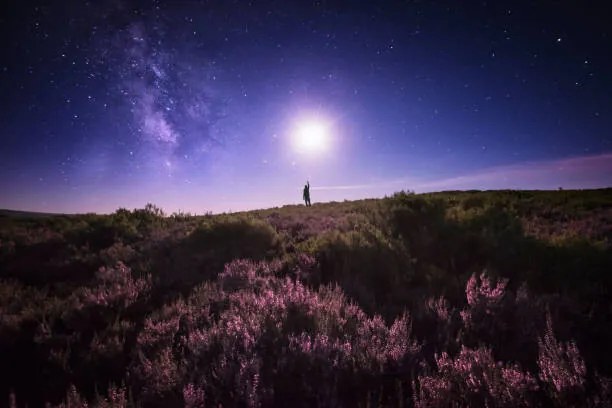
[1,1,611,213]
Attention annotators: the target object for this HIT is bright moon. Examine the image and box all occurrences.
[292,118,330,154]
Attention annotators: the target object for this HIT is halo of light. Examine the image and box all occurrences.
[292,118,330,154]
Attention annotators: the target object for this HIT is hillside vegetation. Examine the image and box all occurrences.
[1,190,611,407]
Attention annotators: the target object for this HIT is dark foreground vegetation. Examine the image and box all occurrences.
[1,189,611,407]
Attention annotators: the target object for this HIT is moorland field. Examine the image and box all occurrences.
[1,189,611,407]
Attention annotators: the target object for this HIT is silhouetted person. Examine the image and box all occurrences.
[303,181,311,206]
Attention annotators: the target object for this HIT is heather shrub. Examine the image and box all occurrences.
[0,280,50,335]
[267,209,362,247]
[132,346,184,404]
[54,385,89,408]
[0,283,70,404]
[94,384,129,408]
[412,295,460,358]
[592,375,612,407]
[87,318,134,367]
[51,384,129,408]
[285,252,320,282]
[67,263,153,365]
[460,273,545,366]
[98,243,137,267]
[218,258,283,292]
[129,282,223,404]
[537,314,587,406]
[182,383,206,408]
[460,272,510,342]
[131,259,420,406]
[23,264,149,405]
[414,346,538,407]
[81,262,151,311]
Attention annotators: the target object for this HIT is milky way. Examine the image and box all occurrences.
[91,5,225,173]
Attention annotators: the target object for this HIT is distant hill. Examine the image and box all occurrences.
[0,209,64,218]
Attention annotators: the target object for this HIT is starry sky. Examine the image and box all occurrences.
[1,0,611,214]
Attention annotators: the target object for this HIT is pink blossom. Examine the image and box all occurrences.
[537,315,586,401]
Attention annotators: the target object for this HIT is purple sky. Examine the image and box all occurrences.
[1,1,610,214]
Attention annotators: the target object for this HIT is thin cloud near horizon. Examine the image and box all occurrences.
[311,152,612,193]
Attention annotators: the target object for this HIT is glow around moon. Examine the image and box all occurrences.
[291,117,331,155]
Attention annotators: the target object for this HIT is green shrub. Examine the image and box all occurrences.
[302,223,412,317]
[189,215,281,262]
